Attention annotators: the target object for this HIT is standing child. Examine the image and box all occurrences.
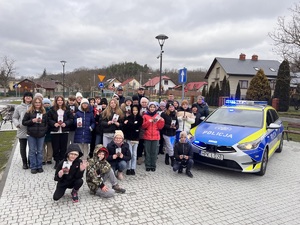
[66,95,78,145]
[42,98,53,164]
[173,131,194,178]
[53,143,87,203]
[74,98,95,160]
[142,102,165,171]
[86,145,126,198]
[22,96,48,174]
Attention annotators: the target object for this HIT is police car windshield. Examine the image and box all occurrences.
[206,108,263,128]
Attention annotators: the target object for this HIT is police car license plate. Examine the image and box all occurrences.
[200,151,224,160]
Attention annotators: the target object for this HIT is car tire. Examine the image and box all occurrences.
[275,134,284,153]
[257,149,268,176]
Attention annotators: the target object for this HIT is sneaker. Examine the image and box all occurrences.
[150,168,156,172]
[131,169,135,175]
[137,157,143,165]
[47,161,52,164]
[31,169,37,174]
[37,168,44,173]
[126,170,131,175]
[146,168,151,172]
[117,171,124,180]
[178,168,183,174]
[71,189,79,203]
[186,171,193,178]
[112,184,126,194]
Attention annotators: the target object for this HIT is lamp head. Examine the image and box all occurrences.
[155,34,168,47]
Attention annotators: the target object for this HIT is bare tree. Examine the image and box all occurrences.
[269,3,300,71]
[0,56,16,96]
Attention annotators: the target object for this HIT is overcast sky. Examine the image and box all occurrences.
[0,0,297,78]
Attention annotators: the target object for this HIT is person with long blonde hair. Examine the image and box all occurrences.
[48,95,74,169]
[99,98,124,147]
[22,96,48,174]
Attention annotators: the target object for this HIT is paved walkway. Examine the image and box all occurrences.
[0,139,300,224]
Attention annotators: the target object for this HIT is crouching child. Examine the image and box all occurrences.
[173,131,194,178]
[53,143,87,203]
[86,144,126,198]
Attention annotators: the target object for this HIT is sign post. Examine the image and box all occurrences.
[178,68,187,101]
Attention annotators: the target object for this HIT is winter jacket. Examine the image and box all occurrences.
[123,113,143,141]
[47,107,74,132]
[54,145,84,187]
[142,113,165,141]
[73,106,95,144]
[22,111,48,138]
[174,142,193,161]
[100,112,124,134]
[196,102,209,117]
[177,109,195,133]
[106,141,131,163]
[161,111,178,137]
[12,103,31,139]
[66,104,78,131]
[86,147,111,194]
[191,112,201,129]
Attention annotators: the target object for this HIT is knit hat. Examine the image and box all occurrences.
[34,93,43,99]
[132,95,139,101]
[23,91,33,98]
[114,130,124,139]
[76,92,83,98]
[100,98,108,105]
[160,101,166,107]
[148,101,156,108]
[42,98,51,105]
[124,96,133,104]
[191,103,198,109]
[66,143,83,158]
[80,98,89,105]
[166,102,175,110]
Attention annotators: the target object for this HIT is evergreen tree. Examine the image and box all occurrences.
[202,85,207,97]
[273,60,291,112]
[220,76,226,96]
[226,80,230,96]
[246,69,271,102]
[214,83,220,106]
[206,84,214,105]
[235,82,241,100]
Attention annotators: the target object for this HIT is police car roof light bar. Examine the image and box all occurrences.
[225,100,268,106]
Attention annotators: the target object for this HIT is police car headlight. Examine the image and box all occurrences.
[237,138,261,150]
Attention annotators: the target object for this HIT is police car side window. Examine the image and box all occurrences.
[266,110,273,126]
[270,109,279,122]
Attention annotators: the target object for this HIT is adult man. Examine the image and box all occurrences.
[116,86,125,105]
[137,86,146,101]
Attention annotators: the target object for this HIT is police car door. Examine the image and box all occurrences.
[266,109,278,152]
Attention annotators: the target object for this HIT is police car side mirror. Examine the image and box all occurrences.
[267,123,281,129]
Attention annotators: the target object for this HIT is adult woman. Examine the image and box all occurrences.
[48,95,74,169]
[99,98,124,147]
[22,96,48,174]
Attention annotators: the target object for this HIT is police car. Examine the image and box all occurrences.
[189,100,284,176]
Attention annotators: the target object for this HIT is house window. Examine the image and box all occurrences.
[269,67,276,72]
[164,80,168,85]
[216,67,220,79]
[253,67,259,71]
[239,80,248,89]
[269,80,276,90]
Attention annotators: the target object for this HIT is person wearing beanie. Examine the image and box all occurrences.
[75,92,83,105]
[53,143,87,203]
[191,103,201,129]
[22,96,48,174]
[161,101,179,166]
[142,101,165,171]
[48,95,74,169]
[106,130,131,180]
[120,96,133,117]
[132,95,139,106]
[34,92,43,99]
[12,91,33,169]
[42,98,53,165]
[74,98,95,160]
[123,104,143,175]
[176,100,195,143]
[66,95,79,145]
[86,144,126,198]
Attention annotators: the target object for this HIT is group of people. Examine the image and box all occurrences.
[12,86,209,203]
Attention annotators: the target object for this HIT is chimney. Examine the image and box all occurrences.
[239,53,246,61]
[251,54,258,61]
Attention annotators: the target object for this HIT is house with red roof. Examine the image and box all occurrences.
[120,78,140,90]
[143,76,176,94]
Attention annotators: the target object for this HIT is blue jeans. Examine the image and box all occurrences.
[27,136,45,170]
[110,160,127,172]
[126,140,138,170]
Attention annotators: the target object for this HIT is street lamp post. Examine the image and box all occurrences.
[155,34,168,103]
[60,60,67,98]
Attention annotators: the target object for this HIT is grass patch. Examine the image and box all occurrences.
[283,121,300,142]
[0,131,16,172]
[10,100,22,105]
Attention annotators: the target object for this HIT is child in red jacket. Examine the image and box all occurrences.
[142,102,165,171]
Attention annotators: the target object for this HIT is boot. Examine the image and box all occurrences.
[170,156,175,167]
[71,189,79,203]
[22,162,28,169]
[112,184,126,194]
[186,170,193,178]
[165,154,169,165]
